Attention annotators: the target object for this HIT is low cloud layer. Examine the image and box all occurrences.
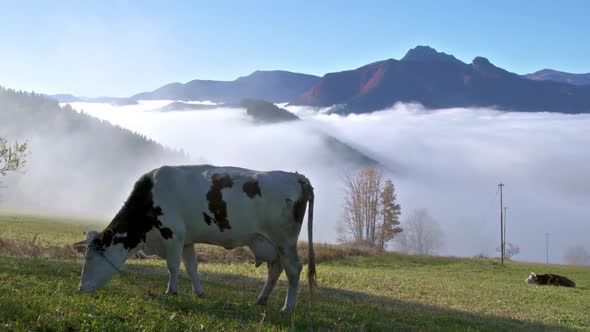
[292,103,590,263]
[13,100,589,263]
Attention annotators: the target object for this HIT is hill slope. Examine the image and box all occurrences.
[294,46,590,114]
[1,215,589,331]
[0,87,187,215]
[240,99,300,123]
[240,99,378,166]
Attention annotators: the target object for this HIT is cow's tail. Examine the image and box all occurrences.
[306,184,317,301]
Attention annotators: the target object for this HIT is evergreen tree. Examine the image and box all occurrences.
[378,179,402,249]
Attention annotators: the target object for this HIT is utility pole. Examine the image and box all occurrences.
[545,233,550,264]
[504,206,508,259]
[498,183,504,266]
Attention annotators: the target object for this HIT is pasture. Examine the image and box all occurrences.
[0,214,589,331]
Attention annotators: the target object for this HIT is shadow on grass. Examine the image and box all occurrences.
[0,256,578,331]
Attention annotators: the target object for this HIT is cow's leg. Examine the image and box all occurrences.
[182,244,204,297]
[165,248,182,295]
[255,260,283,306]
[279,246,302,313]
[161,227,184,295]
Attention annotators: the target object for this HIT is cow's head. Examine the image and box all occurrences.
[74,230,131,292]
[525,272,537,284]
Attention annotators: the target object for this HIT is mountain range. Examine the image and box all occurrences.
[524,69,590,86]
[51,46,590,114]
[295,46,590,114]
[48,94,137,106]
[130,70,320,103]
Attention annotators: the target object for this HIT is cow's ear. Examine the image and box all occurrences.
[531,272,536,277]
[100,230,114,246]
[85,230,100,240]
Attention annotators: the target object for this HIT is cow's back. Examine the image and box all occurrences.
[149,165,308,249]
[551,274,576,287]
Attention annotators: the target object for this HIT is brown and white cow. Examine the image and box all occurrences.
[74,165,316,312]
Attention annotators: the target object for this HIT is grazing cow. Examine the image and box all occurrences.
[74,165,316,312]
[525,272,576,287]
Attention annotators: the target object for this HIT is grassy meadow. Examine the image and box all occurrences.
[0,214,589,331]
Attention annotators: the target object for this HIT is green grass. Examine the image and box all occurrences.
[1,214,589,331]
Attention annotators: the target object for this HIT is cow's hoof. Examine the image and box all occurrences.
[280,306,294,314]
[196,292,205,298]
[166,290,178,295]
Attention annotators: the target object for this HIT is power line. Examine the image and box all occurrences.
[545,233,550,264]
[504,206,508,258]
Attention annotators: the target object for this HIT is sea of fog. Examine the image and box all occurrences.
[57,101,590,263]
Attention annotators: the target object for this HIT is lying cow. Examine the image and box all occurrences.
[74,165,316,312]
[525,272,576,287]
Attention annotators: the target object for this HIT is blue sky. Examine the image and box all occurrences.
[1,0,588,97]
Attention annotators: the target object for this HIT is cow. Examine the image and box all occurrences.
[74,165,316,312]
[525,272,576,287]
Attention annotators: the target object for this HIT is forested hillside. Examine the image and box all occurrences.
[0,87,187,216]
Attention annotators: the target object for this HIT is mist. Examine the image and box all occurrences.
[292,103,590,264]
[6,99,589,264]
[55,101,367,244]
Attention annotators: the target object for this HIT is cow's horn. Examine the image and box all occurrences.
[73,230,100,247]
[73,238,92,247]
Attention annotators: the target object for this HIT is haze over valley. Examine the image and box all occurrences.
[32,98,586,264]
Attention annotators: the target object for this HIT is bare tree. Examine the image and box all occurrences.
[339,169,366,243]
[338,167,402,249]
[396,208,444,255]
[496,242,520,260]
[564,245,590,266]
[0,136,27,178]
